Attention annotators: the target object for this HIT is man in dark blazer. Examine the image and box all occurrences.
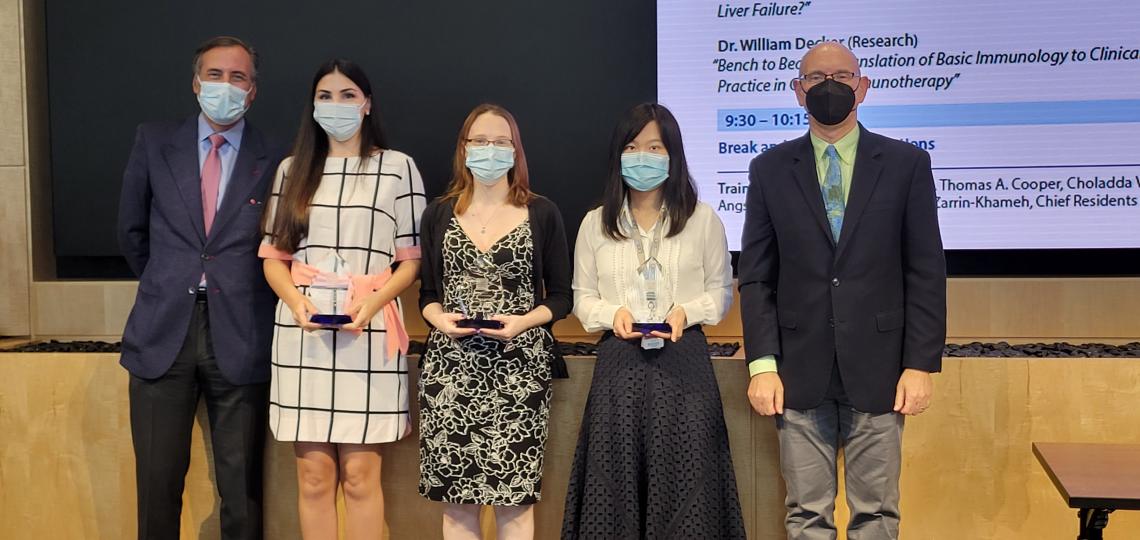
[739,42,946,539]
[117,36,278,540]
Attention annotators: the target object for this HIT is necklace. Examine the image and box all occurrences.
[469,204,501,235]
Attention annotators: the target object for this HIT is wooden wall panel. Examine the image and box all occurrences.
[947,278,1140,340]
[3,354,1139,539]
[0,0,24,166]
[0,0,30,336]
[32,281,137,338]
[0,355,134,538]
[0,167,29,335]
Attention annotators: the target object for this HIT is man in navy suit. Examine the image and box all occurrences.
[118,36,278,540]
[739,42,946,539]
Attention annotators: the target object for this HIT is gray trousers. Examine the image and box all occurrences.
[776,396,904,540]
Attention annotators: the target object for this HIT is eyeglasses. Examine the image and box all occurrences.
[797,71,860,85]
[466,138,513,148]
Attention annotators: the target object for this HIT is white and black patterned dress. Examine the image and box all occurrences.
[418,218,554,506]
[260,151,426,444]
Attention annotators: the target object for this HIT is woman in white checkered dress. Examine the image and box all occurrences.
[262,150,424,443]
[259,60,425,537]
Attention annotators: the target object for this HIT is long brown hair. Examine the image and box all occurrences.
[442,103,534,214]
[269,59,388,253]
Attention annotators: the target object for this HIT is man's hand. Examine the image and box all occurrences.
[747,372,784,416]
[893,368,933,415]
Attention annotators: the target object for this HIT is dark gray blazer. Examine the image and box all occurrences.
[117,115,280,384]
[738,125,947,413]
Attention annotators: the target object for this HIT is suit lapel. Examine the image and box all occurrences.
[207,123,268,245]
[161,117,206,246]
[834,126,884,261]
[789,135,835,244]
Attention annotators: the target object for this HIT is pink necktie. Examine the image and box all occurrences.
[201,133,226,236]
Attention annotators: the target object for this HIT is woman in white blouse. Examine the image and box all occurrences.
[561,103,746,539]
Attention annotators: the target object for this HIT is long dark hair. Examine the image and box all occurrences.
[442,103,534,214]
[601,103,698,240]
[269,59,388,252]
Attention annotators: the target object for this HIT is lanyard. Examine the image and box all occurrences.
[624,206,666,320]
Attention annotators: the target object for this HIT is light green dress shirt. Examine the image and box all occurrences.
[748,126,860,377]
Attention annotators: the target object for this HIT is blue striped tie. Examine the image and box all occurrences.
[822,145,845,243]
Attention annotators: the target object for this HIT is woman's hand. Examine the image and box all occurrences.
[481,314,530,341]
[342,292,391,331]
[287,296,322,333]
[649,306,687,343]
[612,307,644,340]
[429,312,478,340]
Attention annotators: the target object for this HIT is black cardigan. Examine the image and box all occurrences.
[418,195,573,377]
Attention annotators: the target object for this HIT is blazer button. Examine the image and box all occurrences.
[831,277,840,287]
[201,253,210,261]
[828,316,836,327]
[187,287,196,295]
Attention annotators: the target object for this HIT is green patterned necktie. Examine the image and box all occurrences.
[822,144,845,243]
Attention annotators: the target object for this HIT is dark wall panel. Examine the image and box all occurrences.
[46,0,656,276]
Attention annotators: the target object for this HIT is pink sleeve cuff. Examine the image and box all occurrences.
[258,243,293,260]
[394,246,421,262]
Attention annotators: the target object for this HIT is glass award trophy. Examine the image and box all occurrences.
[456,253,505,330]
[628,258,670,349]
[307,252,353,327]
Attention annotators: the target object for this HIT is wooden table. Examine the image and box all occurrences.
[1033,442,1140,540]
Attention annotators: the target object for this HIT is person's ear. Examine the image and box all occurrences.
[853,76,870,106]
[793,79,807,107]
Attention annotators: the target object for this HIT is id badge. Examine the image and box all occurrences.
[641,336,665,350]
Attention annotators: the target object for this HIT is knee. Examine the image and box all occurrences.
[339,458,380,501]
[443,503,481,527]
[297,463,337,503]
[494,505,534,526]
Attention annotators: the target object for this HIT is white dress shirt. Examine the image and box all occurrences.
[573,201,733,332]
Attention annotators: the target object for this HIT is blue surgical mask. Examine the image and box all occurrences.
[465,145,515,185]
[620,152,670,191]
[196,77,250,125]
[313,102,365,142]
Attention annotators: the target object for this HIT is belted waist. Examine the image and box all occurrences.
[289,261,409,357]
